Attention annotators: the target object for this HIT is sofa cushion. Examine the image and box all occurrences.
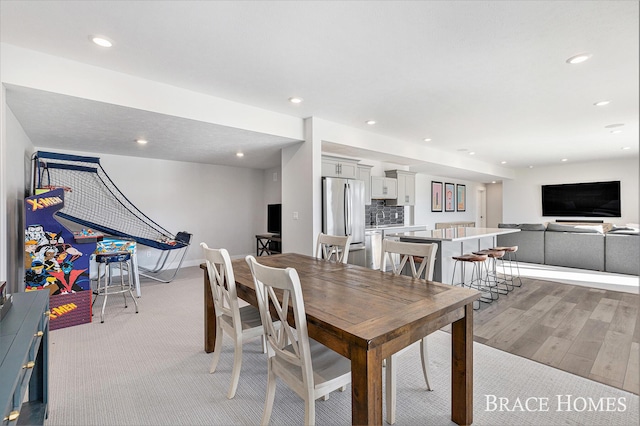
[498,223,519,228]
[605,232,639,275]
[519,223,546,231]
[544,231,605,271]
[546,223,604,234]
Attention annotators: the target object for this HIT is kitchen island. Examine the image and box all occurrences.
[365,224,427,270]
[386,227,520,284]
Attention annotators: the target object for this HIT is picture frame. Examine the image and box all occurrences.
[445,183,455,212]
[456,184,466,212]
[431,181,443,212]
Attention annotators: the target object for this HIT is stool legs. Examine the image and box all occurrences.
[501,251,523,288]
[93,257,139,323]
[452,257,486,309]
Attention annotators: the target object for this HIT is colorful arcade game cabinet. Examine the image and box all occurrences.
[24,188,102,330]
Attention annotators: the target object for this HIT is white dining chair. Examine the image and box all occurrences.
[315,233,352,264]
[200,243,270,399]
[246,255,351,426]
[380,238,438,425]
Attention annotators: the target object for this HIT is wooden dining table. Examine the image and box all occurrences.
[200,253,480,425]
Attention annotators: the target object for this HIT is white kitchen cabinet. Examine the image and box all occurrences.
[385,170,416,206]
[357,164,373,205]
[321,156,358,179]
[371,176,397,199]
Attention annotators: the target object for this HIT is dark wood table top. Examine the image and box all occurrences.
[232,253,478,354]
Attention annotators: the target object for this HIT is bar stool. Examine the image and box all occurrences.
[493,245,522,288]
[452,253,488,309]
[474,248,510,295]
[93,251,139,323]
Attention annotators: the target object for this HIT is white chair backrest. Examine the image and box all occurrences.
[315,233,352,264]
[246,255,314,385]
[201,243,241,326]
[380,239,438,280]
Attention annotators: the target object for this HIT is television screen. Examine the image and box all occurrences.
[541,181,621,217]
[267,204,281,234]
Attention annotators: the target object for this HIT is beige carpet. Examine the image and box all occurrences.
[44,267,639,425]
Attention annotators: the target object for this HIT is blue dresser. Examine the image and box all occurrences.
[0,291,49,425]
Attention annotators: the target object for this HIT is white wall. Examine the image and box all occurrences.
[413,173,484,229]
[2,103,35,292]
[503,158,639,226]
[263,167,282,206]
[31,148,268,269]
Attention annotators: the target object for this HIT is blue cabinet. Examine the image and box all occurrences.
[0,291,49,425]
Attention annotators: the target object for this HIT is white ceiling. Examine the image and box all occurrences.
[1,1,638,176]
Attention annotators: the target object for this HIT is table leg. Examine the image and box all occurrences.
[350,345,383,425]
[203,267,216,353]
[451,302,474,425]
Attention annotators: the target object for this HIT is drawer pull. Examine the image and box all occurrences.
[23,361,35,369]
[4,411,19,421]
[35,331,44,337]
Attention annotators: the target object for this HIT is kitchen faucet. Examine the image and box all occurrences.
[376,211,386,226]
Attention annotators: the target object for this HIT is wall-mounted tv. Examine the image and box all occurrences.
[541,181,621,217]
[267,204,281,235]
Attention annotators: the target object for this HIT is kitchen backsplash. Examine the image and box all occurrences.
[365,200,404,226]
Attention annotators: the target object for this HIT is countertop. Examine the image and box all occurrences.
[365,224,427,233]
[386,227,520,242]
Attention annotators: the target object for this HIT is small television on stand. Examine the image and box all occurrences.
[267,204,282,252]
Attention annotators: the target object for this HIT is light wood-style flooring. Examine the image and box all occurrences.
[465,276,639,394]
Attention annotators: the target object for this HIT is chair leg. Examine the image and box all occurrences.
[261,361,277,426]
[419,338,432,391]
[385,354,396,425]
[209,323,224,374]
[304,388,316,426]
[227,335,243,399]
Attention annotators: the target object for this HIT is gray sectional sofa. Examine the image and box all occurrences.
[496,223,546,264]
[497,222,639,275]
[605,229,640,275]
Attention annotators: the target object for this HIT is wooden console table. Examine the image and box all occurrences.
[0,291,49,425]
[255,233,281,256]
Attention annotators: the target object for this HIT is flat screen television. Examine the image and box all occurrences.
[541,181,621,217]
[267,204,281,235]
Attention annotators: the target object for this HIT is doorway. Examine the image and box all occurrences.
[476,187,486,227]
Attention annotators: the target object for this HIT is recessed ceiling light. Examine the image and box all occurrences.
[423,138,432,142]
[288,97,303,104]
[565,53,592,64]
[90,35,113,48]
[500,161,507,164]
[610,130,622,134]
[529,165,534,169]
[622,147,631,150]
[593,100,610,107]
[469,152,475,155]
[561,158,568,162]
[366,120,376,125]
[236,152,244,158]
[605,123,624,128]
[136,139,148,145]
[491,181,496,184]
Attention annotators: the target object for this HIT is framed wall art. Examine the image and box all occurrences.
[431,181,443,212]
[457,184,466,212]
[445,183,455,212]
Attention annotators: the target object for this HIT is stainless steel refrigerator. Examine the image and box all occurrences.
[322,177,365,251]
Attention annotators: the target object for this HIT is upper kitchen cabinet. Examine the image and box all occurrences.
[321,156,358,179]
[385,170,416,206]
[357,164,373,205]
[371,176,397,199]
